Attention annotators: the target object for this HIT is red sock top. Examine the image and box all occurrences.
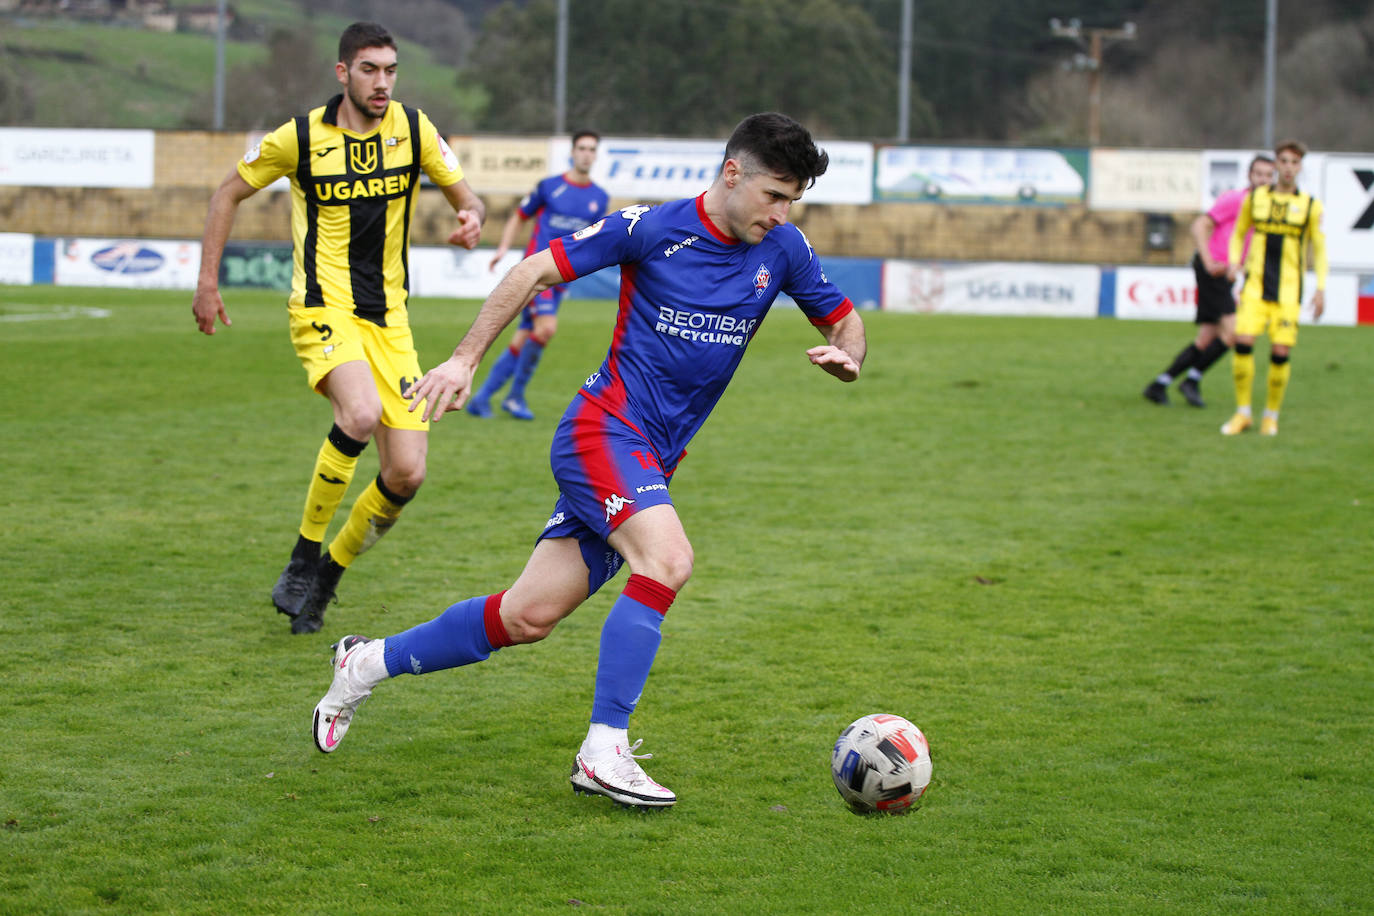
[624,574,676,615]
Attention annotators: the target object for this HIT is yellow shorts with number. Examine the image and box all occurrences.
[288,305,428,431]
[1235,296,1300,348]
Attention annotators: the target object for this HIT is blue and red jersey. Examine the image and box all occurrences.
[548,194,854,464]
[519,174,611,257]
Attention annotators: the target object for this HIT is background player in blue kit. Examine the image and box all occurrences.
[467,131,609,420]
[310,113,866,808]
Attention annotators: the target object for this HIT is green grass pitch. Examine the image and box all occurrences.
[1,285,1371,914]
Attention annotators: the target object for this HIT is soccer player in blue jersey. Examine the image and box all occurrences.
[467,131,609,420]
[311,113,866,808]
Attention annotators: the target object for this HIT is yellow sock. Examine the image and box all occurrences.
[1265,359,1292,414]
[328,476,408,568]
[299,432,363,542]
[1232,350,1255,410]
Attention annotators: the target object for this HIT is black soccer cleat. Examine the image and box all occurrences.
[291,556,345,635]
[291,580,334,634]
[1142,380,1169,405]
[272,557,316,619]
[1177,377,1205,408]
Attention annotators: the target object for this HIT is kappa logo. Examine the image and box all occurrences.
[619,205,651,235]
[604,492,636,522]
[753,263,772,297]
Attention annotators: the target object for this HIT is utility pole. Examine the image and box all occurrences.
[897,0,912,141]
[554,0,568,134]
[1049,18,1137,146]
[1263,0,1277,149]
[213,0,226,129]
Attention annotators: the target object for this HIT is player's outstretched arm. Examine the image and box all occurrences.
[807,310,866,382]
[442,178,487,250]
[489,209,524,271]
[407,248,562,421]
[192,170,257,335]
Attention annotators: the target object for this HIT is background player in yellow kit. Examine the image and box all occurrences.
[192,22,486,633]
[1222,139,1327,437]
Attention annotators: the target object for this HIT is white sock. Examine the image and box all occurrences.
[1237,405,1253,418]
[582,722,628,756]
[1263,408,1279,420]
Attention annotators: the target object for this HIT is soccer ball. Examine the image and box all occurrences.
[830,714,932,814]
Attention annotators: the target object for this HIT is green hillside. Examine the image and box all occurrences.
[1,11,484,131]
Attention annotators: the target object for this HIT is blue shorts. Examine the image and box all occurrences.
[517,284,567,331]
[537,396,678,596]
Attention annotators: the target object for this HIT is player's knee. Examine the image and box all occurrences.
[336,403,382,440]
[1234,342,1254,356]
[381,461,425,499]
[501,603,563,644]
[1270,351,1290,365]
[641,545,694,592]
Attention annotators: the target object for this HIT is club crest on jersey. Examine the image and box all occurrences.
[753,263,772,298]
[349,138,380,174]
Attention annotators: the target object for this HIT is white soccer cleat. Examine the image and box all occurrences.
[312,635,376,753]
[570,738,677,807]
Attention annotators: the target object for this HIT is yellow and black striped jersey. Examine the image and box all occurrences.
[238,95,465,325]
[1230,185,1328,307]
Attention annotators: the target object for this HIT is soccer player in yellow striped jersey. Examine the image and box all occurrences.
[1221,139,1327,437]
[192,22,486,633]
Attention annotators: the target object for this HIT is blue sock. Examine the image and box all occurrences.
[383,594,506,677]
[473,347,519,405]
[589,592,664,728]
[507,338,545,402]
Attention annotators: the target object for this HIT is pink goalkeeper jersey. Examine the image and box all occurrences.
[1207,188,1250,265]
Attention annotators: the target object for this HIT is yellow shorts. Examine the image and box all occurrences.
[1235,296,1300,347]
[288,305,428,432]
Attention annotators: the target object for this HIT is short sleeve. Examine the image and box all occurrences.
[782,226,853,326]
[237,120,297,189]
[548,204,655,282]
[417,110,464,187]
[518,181,546,220]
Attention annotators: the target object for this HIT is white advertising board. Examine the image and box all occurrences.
[54,238,201,289]
[409,246,521,299]
[0,232,34,284]
[875,146,1085,204]
[1201,148,1325,210]
[586,136,872,204]
[1321,154,1374,270]
[0,128,155,188]
[882,261,1100,317]
[1114,265,1356,326]
[1089,149,1199,211]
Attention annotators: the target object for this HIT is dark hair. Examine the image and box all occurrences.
[571,130,600,146]
[723,112,829,189]
[339,22,396,66]
[1248,154,1275,172]
[1274,138,1307,159]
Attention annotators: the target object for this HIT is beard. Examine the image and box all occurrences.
[346,79,387,119]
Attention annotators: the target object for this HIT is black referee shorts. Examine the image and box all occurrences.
[1192,253,1236,324]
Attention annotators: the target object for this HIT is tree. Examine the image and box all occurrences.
[461,0,932,139]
